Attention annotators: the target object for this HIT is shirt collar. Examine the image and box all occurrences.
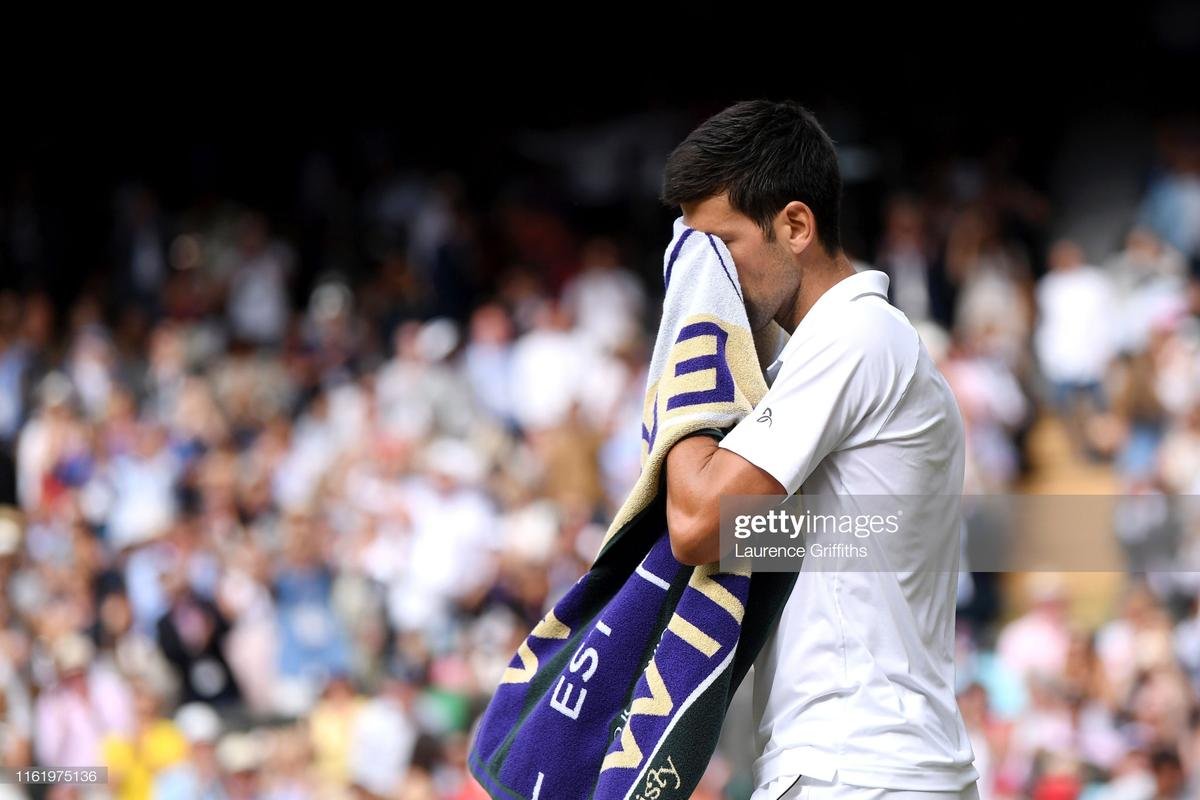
[765,269,891,378]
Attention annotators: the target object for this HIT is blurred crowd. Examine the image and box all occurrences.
[0,119,1199,800]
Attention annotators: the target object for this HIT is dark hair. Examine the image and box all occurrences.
[1149,748,1182,773]
[662,100,843,254]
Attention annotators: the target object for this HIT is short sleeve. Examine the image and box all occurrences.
[718,333,870,496]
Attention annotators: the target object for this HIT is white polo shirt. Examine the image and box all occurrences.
[719,270,979,795]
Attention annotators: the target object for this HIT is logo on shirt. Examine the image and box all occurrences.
[756,408,773,427]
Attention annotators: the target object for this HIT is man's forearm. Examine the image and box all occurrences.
[665,435,722,565]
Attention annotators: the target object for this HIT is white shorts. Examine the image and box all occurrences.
[752,773,982,800]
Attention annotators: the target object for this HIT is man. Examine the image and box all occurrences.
[661,100,980,799]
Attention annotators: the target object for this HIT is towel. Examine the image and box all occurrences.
[468,217,799,800]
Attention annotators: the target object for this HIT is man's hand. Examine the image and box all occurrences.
[665,434,784,565]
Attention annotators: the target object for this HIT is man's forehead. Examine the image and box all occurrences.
[681,194,738,232]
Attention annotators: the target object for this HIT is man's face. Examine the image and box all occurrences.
[681,194,798,331]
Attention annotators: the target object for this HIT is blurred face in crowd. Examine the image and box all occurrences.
[580,237,621,270]
[1049,239,1086,271]
[134,423,168,459]
[236,212,269,257]
[885,196,925,249]
[681,193,811,332]
[98,591,132,638]
[61,666,88,694]
[133,684,161,723]
[469,304,513,346]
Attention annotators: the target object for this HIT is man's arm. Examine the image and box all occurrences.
[665,321,878,566]
[665,434,784,566]
[664,301,886,567]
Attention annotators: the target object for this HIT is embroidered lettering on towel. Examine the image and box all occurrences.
[600,661,674,771]
[633,754,682,799]
[499,610,571,685]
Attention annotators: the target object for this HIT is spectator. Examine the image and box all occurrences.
[34,634,133,768]
[102,682,189,800]
[1035,239,1117,456]
[153,702,225,800]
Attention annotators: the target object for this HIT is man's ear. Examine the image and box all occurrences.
[778,201,816,256]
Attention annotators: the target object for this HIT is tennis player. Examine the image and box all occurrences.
[661,100,981,800]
